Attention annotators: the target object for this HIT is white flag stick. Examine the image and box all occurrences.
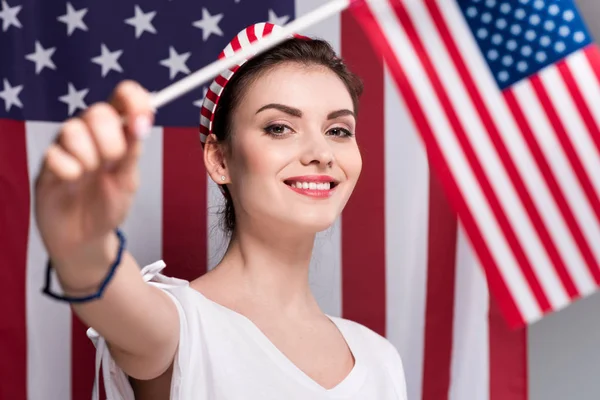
[150,0,352,110]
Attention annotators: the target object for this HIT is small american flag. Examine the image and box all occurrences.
[351,0,600,327]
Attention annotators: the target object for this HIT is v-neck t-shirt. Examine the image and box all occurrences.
[87,261,408,400]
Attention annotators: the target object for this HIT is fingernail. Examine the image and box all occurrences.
[134,115,152,139]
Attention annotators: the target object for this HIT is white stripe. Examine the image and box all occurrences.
[203,98,215,113]
[209,81,224,97]
[449,226,490,400]
[122,126,163,266]
[200,115,211,128]
[238,29,252,51]
[541,63,600,207]
[255,22,265,39]
[383,67,428,400]
[568,51,600,132]
[296,0,342,317]
[438,0,596,297]
[26,122,71,400]
[222,43,234,58]
[405,0,568,308]
[512,81,600,280]
[366,0,540,321]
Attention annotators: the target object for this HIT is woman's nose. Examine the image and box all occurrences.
[299,129,335,168]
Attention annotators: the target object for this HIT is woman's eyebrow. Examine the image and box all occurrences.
[255,104,355,121]
[255,103,302,117]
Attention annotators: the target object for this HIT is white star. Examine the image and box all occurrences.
[57,2,88,36]
[0,79,23,111]
[268,10,290,26]
[159,46,191,79]
[91,44,124,77]
[192,8,223,41]
[125,5,157,38]
[59,83,89,115]
[193,87,209,107]
[25,41,57,74]
[0,0,22,32]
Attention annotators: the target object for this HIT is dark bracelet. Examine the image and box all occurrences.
[41,229,126,304]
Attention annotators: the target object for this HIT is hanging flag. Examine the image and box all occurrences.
[351,0,600,327]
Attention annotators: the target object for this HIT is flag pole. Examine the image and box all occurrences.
[150,0,352,110]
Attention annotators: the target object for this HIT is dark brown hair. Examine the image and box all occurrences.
[211,37,363,234]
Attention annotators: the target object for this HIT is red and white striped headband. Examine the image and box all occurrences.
[199,22,308,144]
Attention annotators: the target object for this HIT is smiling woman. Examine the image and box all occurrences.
[34,22,408,400]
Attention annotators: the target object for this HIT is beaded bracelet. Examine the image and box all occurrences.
[42,229,126,304]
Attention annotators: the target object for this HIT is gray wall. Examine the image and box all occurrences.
[528,2,600,399]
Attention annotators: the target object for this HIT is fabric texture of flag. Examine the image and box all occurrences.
[0,0,553,399]
[352,0,600,328]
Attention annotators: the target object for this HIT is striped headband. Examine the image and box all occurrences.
[199,22,309,144]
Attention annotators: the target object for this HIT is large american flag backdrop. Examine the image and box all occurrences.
[2,0,598,399]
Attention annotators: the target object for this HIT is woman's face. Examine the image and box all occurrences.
[223,62,362,234]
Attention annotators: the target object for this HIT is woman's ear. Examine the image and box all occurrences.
[203,134,230,184]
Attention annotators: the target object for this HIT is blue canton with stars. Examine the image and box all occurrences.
[0,0,294,126]
[459,0,593,89]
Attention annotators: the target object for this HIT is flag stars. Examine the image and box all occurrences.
[574,31,586,43]
[563,10,575,22]
[558,26,570,38]
[536,51,547,63]
[192,8,223,41]
[57,2,88,36]
[59,83,88,115]
[533,0,544,10]
[268,9,290,26]
[125,5,157,38]
[92,44,124,77]
[466,6,478,18]
[548,4,560,16]
[0,0,22,32]
[25,41,57,74]
[160,46,191,79]
[0,78,23,111]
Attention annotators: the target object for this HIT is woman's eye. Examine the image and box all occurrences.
[327,127,354,138]
[264,124,292,136]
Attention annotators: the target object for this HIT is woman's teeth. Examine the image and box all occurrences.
[289,181,331,190]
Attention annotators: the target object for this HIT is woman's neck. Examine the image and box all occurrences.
[198,224,322,318]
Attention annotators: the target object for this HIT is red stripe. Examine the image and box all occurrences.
[530,76,600,226]
[0,119,28,400]
[246,24,258,44]
[561,48,600,162]
[421,173,458,400]
[340,10,387,336]
[162,127,207,280]
[424,0,578,299]
[351,1,525,326]
[583,45,600,140]
[390,0,551,313]
[230,35,242,53]
[206,89,218,103]
[215,75,228,87]
[72,316,97,399]
[263,23,274,36]
[504,88,600,287]
[489,296,528,400]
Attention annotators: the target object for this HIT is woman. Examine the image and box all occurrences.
[34,23,407,399]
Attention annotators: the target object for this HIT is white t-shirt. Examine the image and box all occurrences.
[88,261,408,400]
